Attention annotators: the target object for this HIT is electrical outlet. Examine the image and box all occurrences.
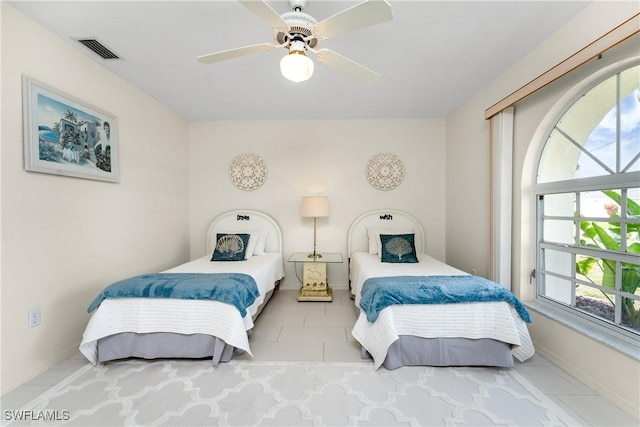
[28,308,41,328]
[471,268,477,275]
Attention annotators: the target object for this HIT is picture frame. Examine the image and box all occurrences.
[22,75,119,183]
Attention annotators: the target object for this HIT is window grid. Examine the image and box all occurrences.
[535,64,640,338]
[538,188,640,334]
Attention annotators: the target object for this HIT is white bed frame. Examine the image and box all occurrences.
[347,209,426,256]
[346,210,528,369]
[90,209,284,364]
[206,209,283,255]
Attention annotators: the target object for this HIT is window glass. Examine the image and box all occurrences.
[619,67,640,174]
[539,67,640,183]
[575,284,616,322]
[575,75,618,178]
[543,219,574,245]
[543,193,575,217]
[541,248,573,303]
[627,188,640,257]
[536,64,640,335]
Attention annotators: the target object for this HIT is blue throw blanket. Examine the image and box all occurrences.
[87,273,259,317]
[360,275,531,323]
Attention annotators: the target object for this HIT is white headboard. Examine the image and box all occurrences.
[347,209,426,257]
[206,210,283,254]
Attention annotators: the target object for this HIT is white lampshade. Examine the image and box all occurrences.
[280,51,314,83]
[300,196,329,218]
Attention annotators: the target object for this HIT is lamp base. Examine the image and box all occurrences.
[307,253,323,259]
[297,286,333,302]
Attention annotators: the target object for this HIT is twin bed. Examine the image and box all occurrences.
[347,209,534,369]
[80,208,534,369]
[80,210,284,365]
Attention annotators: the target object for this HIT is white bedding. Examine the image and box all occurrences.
[349,252,535,369]
[80,253,284,364]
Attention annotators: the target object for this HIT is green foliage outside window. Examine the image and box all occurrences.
[577,190,640,329]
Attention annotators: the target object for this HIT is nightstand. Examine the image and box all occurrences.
[288,252,343,302]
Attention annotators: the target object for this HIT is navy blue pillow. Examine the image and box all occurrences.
[211,233,250,261]
[380,234,418,263]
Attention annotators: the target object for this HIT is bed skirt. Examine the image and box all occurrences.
[98,333,241,363]
[362,335,514,370]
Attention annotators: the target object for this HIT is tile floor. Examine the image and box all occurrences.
[1,288,638,426]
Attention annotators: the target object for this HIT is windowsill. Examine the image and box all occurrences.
[525,300,640,361]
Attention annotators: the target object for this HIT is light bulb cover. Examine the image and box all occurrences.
[280,51,314,83]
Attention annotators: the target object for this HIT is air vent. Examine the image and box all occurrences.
[74,38,121,60]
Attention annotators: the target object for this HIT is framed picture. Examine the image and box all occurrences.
[22,75,119,183]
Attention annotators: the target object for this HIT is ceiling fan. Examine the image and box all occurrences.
[197,0,393,84]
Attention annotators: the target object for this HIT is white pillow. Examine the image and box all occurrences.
[252,229,269,256]
[244,233,259,259]
[367,227,414,255]
[367,227,379,254]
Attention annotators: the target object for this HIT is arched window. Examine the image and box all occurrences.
[535,63,639,337]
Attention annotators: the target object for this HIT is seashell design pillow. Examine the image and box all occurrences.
[211,233,250,261]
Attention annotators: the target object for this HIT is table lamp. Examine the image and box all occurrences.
[300,196,329,259]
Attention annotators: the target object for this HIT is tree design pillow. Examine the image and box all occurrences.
[211,233,250,261]
[379,234,418,263]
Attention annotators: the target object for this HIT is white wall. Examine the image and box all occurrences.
[1,3,190,393]
[445,98,492,278]
[446,1,640,417]
[189,119,447,288]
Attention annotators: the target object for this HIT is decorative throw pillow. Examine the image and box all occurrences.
[367,227,414,255]
[380,233,419,263]
[211,233,250,261]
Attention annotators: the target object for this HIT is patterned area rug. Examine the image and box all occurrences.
[7,360,578,426]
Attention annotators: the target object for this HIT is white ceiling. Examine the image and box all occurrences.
[10,0,592,121]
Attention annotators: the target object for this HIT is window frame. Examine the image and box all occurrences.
[533,61,640,344]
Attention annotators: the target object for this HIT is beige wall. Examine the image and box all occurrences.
[1,3,190,392]
[188,119,447,288]
[446,1,640,417]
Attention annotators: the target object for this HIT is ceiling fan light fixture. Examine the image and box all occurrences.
[280,40,314,83]
[198,0,393,85]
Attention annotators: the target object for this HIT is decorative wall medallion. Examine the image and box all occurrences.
[366,152,404,191]
[229,153,267,191]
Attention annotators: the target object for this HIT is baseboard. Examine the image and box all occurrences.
[534,342,639,419]
[1,343,79,395]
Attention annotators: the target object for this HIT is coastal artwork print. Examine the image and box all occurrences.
[22,76,119,182]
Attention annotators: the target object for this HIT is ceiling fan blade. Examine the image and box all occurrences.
[314,49,380,85]
[314,0,393,40]
[197,43,278,64]
[238,0,287,30]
